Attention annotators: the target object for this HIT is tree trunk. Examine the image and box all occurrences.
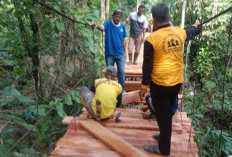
[180,0,187,111]
[29,13,41,105]
[105,0,110,20]
[136,0,141,11]
[36,3,43,95]
[101,0,105,22]
[181,0,187,28]
[214,0,218,14]
[13,0,40,106]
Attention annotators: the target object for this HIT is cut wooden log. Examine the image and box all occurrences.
[79,119,149,157]
[122,90,150,105]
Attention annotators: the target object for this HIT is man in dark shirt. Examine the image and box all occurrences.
[124,5,148,65]
[139,3,200,155]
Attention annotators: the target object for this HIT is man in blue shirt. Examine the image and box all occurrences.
[93,9,127,107]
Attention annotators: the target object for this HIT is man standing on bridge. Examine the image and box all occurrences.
[124,5,148,65]
[139,3,200,155]
[93,9,127,102]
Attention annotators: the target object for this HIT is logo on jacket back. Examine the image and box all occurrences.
[162,34,183,54]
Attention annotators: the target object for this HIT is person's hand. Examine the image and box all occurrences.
[139,88,147,101]
[193,22,201,28]
[140,38,145,45]
[92,24,98,28]
[141,106,149,112]
[196,25,202,35]
[124,53,127,59]
[192,22,202,35]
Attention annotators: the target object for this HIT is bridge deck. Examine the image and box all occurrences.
[50,36,198,157]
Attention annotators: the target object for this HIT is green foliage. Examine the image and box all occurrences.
[56,102,67,118]
[12,148,47,157]
[37,115,65,148]
[181,0,232,155]
[0,113,36,132]
[0,86,35,107]
[0,0,98,155]
[194,48,214,77]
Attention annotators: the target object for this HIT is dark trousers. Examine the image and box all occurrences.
[150,81,181,155]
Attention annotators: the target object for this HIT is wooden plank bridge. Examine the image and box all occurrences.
[50,44,199,157]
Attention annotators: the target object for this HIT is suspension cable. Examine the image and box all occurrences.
[199,6,232,26]
[219,15,232,155]
[182,7,232,155]
[34,0,92,27]
[181,6,232,111]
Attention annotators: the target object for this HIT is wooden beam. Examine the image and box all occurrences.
[122,90,150,105]
[50,145,120,157]
[79,119,149,157]
[125,81,141,92]
[125,74,142,77]
[62,116,183,134]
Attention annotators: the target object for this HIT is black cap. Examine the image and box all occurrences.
[113,9,123,16]
[106,66,116,76]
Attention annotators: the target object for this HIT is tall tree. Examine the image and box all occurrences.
[214,0,218,14]
[105,0,110,20]
[101,0,105,21]
[136,0,141,11]
[181,0,187,28]
[13,0,41,105]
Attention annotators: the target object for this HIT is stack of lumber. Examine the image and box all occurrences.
[50,108,198,157]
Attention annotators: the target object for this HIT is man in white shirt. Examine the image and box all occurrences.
[124,5,148,65]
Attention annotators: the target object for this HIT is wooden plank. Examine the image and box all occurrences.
[50,146,120,157]
[55,137,110,150]
[62,131,198,157]
[125,74,142,77]
[67,124,194,142]
[59,128,198,157]
[63,116,182,134]
[62,131,198,154]
[125,81,141,92]
[115,108,187,117]
[122,90,150,105]
[81,111,144,120]
[115,109,188,121]
[79,119,149,157]
[124,70,142,75]
[122,91,182,105]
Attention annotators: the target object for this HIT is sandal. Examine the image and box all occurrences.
[152,133,159,140]
[143,145,160,154]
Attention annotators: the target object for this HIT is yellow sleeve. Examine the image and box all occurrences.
[142,84,149,89]
[94,79,98,87]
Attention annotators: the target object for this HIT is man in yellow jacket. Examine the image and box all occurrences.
[139,3,200,155]
[80,66,122,119]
